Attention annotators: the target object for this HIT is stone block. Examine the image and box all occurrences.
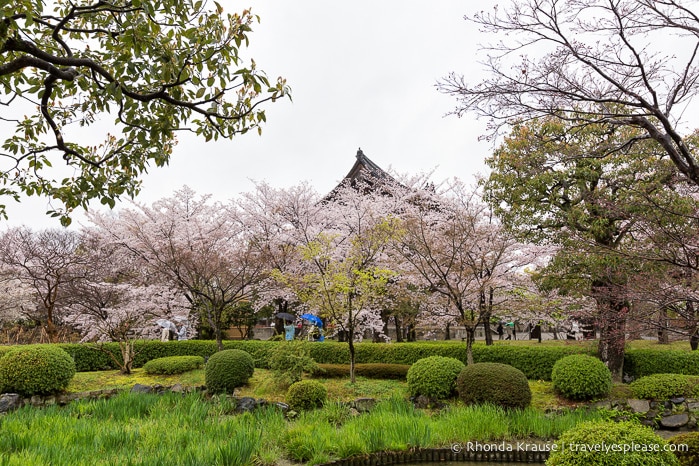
[660,413,689,429]
[627,399,650,413]
[0,393,22,413]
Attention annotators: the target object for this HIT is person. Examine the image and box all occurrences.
[497,323,504,340]
[177,323,188,341]
[284,322,295,341]
[309,324,320,341]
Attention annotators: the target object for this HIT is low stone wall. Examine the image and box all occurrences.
[592,397,699,431]
[321,448,548,465]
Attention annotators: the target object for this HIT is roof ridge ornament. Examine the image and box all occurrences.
[356,147,364,159]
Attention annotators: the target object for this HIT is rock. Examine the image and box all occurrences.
[352,397,377,413]
[671,397,686,404]
[273,402,289,414]
[236,397,257,413]
[589,400,612,410]
[131,384,153,394]
[627,399,650,413]
[30,395,43,407]
[56,393,79,405]
[687,401,699,411]
[413,395,431,409]
[0,394,21,413]
[152,384,166,394]
[170,384,185,393]
[660,413,689,429]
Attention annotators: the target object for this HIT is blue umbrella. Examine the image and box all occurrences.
[300,313,323,328]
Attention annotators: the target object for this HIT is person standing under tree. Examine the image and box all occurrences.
[284,322,295,341]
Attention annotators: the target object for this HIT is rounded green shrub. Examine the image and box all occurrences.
[406,356,465,399]
[630,374,699,400]
[668,432,699,466]
[0,345,76,396]
[547,420,679,466]
[456,362,531,410]
[551,354,612,401]
[205,349,254,394]
[286,380,327,411]
[143,356,205,375]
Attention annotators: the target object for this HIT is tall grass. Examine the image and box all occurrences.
[0,392,605,465]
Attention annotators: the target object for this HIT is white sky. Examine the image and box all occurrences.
[4,1,494,229]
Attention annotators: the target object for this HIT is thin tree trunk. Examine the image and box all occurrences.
[483,289,494,346]
[407,323,416,342]
[658,307,669,344]
[444,322,451,340]
[119,341,134,375]
[394,316,403,343]
[465,327,475,365]
[348,324,356,383]
[689,301,699,351]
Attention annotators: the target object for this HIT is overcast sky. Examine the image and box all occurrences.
[5,1,494,229]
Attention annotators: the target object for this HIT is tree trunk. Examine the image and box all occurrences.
[658,308,669,344]
[119,341,134,375]
[394,316,403,343]
[407,323,416,342]
[348,331,356,384]
[689,301,699,351]
[484,320,493,345]
[444,322,451,340]
[595,285,628,382]
[464,327,475,365]
[482,288,494,346]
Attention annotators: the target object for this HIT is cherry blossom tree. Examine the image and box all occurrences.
[0,227,85,341]
[63,234,191,374]
[236,181,320,334]
[392,181,535,364]
[273,182,402,383]
[65,281,189,374]
[88,186,268,350]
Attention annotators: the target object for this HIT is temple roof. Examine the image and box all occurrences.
[341,148,397,185]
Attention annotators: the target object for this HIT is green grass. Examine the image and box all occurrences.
[2,367,621,465]
[68,368,205,393]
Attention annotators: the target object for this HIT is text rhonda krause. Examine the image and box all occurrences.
[450,441,688,454]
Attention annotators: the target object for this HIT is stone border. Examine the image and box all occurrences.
[320,448,548,465]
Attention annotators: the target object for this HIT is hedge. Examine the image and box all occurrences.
[5,340,698,380]
[623,350,699,379]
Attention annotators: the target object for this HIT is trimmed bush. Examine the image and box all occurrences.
[143,356,204,375]
[0,345,76,396]
[311,363,410,379]
[205,349,254,394]
[547,420,679,466]
[0,346,12,359]
[286,380,327,411]
[551,354,612,401]
[630,374,699,400]
[669,432,699,466]
[625,350,699,379]
[456,362,531,410]
[407,356,465,399]
[269,341,317,388]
